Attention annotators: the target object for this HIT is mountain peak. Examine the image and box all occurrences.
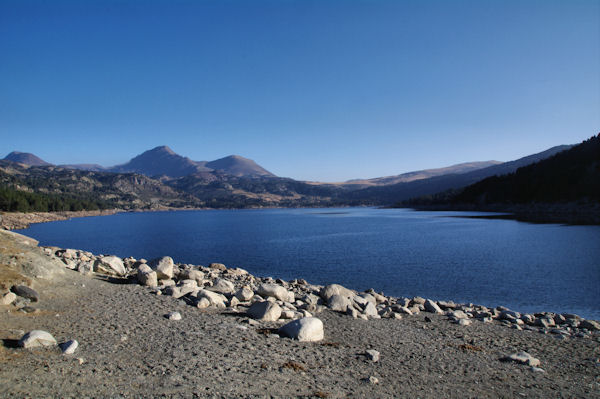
[149,145,175,155]
[3,151,52,166]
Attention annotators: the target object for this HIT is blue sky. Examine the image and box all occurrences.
[1,0,598,181]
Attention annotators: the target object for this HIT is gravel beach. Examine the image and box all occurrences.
[1,229,599,398]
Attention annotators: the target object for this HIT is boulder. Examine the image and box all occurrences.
[257,284,291,302]
[209,263,227,271]
[247,301,282,322]
[1,292,17,305]
[11,285,39,302]
[580,319,600,331]
[235,287,254,302]
[94,256,126,276]
[279,317,324,342]
[195,289,227,308]
[424,299,443,314]
[181,269,205,284]
[207,278,235,294]
[320,284,354,300]
[149,257,174,280]
[362,302,378,318]
[19,330,57,348]
[327,294,350,312]
[59,340,78,355]
[137,264,158,287]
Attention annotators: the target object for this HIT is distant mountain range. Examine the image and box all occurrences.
[1,139,589,216]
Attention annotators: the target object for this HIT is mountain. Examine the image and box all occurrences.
[3,151,52,166]
[59,164,107,172]
[343,161,501,187]
[345,145,573,204]
[109,146,212,178]
[205,155,274,177]
[407,135,600,207]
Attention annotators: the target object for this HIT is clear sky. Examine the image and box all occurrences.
[1,0,599,181]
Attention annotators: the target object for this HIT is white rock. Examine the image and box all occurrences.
[424,299,443,314]
[278,317,324,342]
[166,311,182,321]
[19,330,57,348]
[94,256,126,276]
[137,265,158,287]
[362,302,378,317]
[149,256,174,280]
[196,289,227,308]
[456,319,472,326]
[1,292,16,305]
[365,349,380,362]
[257,284,291,301]
[502,351,541,367]
[280,310,296,319]
[328,294,351,312]
[235,287,255,302]
[59,339,78,354]
[320,284,354,300]
[207,278,235,294]
[196,297,211,309]
[247,301,282,322]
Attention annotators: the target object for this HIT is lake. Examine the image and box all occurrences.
[20,208,600,319]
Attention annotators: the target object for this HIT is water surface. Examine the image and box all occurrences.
[21,208,600,319]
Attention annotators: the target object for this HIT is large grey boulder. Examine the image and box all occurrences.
[137,264,158,287]
[327,294,351,312]
[19,330,57,348]
[424,299,443,314]
[247,301,282,322]
[11,285,39,302]
[257,283,291,301]
[235,287,255,302]
[279,317,324,342]
[94,256,126,276]
[149,256,174,280]
[195,289,227,308]
[207,278,235,294]
[320,284,355,300]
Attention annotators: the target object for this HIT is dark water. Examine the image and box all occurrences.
[20,208,600,319]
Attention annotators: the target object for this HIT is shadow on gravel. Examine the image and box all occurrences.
[2,339,20,349]
[93,276,136,285]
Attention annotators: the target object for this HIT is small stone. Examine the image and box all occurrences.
[18,330,57,348]
[366,376,379,384]
[11,285,39,302]
[456,319,472,326]
[365,349,380,362]
[59,340,79,355]
[76,357,85,365]
[166,311,182,321]
[502,351,541,367]
[530,366,545,373]
[278,317,324,342]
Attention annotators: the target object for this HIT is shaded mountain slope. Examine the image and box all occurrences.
[346,145,572,204]
[109,146,211,178]
[3,152,52,167]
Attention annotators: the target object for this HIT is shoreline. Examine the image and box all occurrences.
[399,202,600,225]
[1,229,599,397]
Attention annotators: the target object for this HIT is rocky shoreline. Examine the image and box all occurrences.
[0,210,123,230]
[1,229,599,397]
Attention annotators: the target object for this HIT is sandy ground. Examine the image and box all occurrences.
[0,230,599,398]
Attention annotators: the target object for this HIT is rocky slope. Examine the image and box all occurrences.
[0,229,598,398]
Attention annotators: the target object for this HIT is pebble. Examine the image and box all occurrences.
[166,311,182,321]
[365,349,380,362]
[59,339,79,354]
